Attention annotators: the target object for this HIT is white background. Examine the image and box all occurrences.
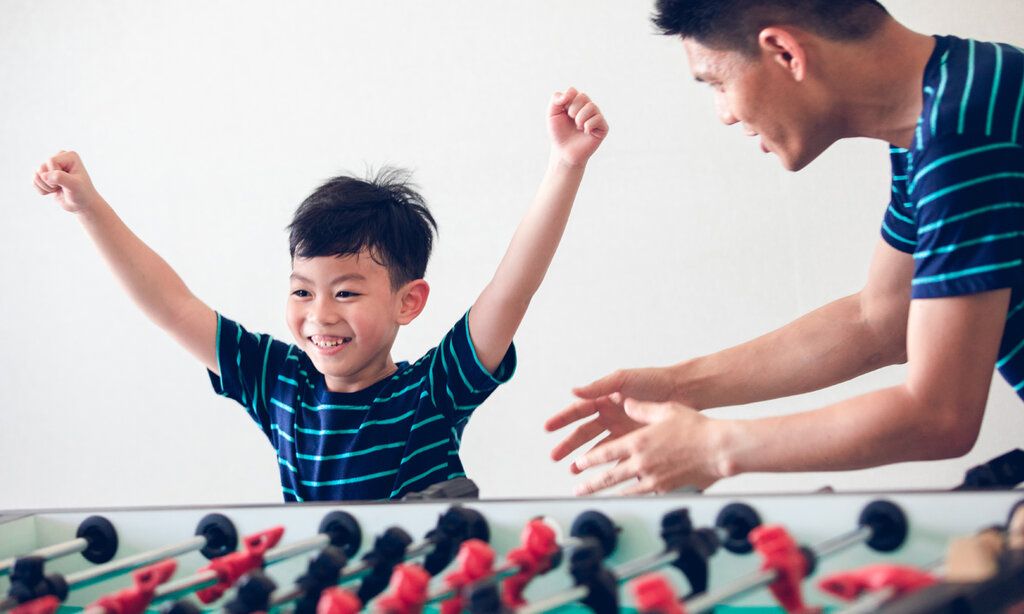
[1,1,1022,509]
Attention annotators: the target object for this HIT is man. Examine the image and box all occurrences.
[545,0,1024,496]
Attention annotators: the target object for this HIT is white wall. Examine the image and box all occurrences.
[1,1,1022,510]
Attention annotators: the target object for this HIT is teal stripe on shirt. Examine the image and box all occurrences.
[914,232,1022,259]
[916,173,1024,209]
[883,221,916,246]
[389,463,448,498]
[931,50,950,136]
[919,202,1024,234]
[958,39,976,134]
[300,401,371,411]
[296,441,405,461]
[998,336,1024,369]
[911,260,1022,286]
[888,205,914,225]
[301,468,400,488]
[909,143,1021,194]
[401,439,448,464]
[270,397,296,414]
[1008,298,1024,321]
[987,43,1004,136]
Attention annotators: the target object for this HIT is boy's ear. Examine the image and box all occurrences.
[395,279,430,325]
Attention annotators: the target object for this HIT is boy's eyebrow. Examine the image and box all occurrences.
[289,273,367,285]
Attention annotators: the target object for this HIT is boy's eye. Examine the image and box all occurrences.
[336,291,358,299]
[291,289,310,298]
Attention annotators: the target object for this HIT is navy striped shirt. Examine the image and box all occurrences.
[883,35,1024,398]
[208,311,516,502]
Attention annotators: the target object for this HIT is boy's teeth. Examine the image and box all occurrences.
[312,336,350,347]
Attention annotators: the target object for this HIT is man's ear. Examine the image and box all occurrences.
[758,27,807,82]
[395,279,430,325]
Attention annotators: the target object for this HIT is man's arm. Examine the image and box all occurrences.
[468,88,608,372]
[571,287,1009,494]
[672,238,914,409]
[547,239,914,461]
[34,151,218,374]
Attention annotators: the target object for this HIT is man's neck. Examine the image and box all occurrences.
[826,20,937,148]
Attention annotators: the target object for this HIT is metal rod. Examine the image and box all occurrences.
[263,534,329,567]
[814,526,872,560]
[65,536,207,591]
[151,570,219,604]
[686,526,876,613]
[0,538,90,578]
[612,550,679,583]
[684,568,777,613]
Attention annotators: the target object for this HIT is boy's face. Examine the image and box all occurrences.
[287,251,425,392]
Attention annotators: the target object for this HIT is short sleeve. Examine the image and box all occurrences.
[426,311,517,423]
[907,135,1024,299]
[207,313,294,440]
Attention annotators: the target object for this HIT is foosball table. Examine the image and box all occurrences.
[1,489,1022,613]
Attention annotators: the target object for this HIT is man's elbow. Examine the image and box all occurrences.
[917,404,983,460]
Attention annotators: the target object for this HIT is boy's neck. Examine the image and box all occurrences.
[323,357,399,393]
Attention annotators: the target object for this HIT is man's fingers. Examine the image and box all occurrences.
[574,460,637,496]
[573,370,627,400]
[573,437,630,473]
[544,397,600,431]
[620,479,656,496]
[550,417,605,462]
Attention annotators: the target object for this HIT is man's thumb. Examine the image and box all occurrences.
[624,399,671,424]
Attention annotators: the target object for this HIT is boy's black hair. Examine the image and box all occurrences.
[288,167,438,289]
[651,0,890,55]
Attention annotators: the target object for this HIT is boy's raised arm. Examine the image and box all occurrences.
[468,88,608,372]
[33,150,219,374]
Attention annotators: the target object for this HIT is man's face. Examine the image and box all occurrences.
[286,251,405,392]
[683,37,828,171]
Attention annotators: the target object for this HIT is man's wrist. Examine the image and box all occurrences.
[709,418,742,480]
[669,357,711,410]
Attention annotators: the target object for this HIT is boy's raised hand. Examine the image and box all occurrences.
[549,87,608,167]
[33,150,102,213]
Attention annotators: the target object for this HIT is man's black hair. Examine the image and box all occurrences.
[651,0,890,55]
[288,167,438,289]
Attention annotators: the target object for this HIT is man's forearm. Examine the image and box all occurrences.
[715,383,977,478]
[674,293,906,410]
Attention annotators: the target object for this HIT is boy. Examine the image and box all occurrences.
[34,87,608,502]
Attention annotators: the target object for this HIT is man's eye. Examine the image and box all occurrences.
[291,289,310,298]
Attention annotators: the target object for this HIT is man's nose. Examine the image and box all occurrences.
[715,97,738,126]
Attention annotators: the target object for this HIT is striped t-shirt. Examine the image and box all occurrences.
[883,34,1024,398]
[208,310,516,502]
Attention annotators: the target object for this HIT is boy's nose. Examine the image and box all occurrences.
[309,299,341,325]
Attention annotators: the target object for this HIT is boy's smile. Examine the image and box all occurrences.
[287,251,408,393]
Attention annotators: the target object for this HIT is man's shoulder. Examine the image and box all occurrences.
[920,36,1023,149]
